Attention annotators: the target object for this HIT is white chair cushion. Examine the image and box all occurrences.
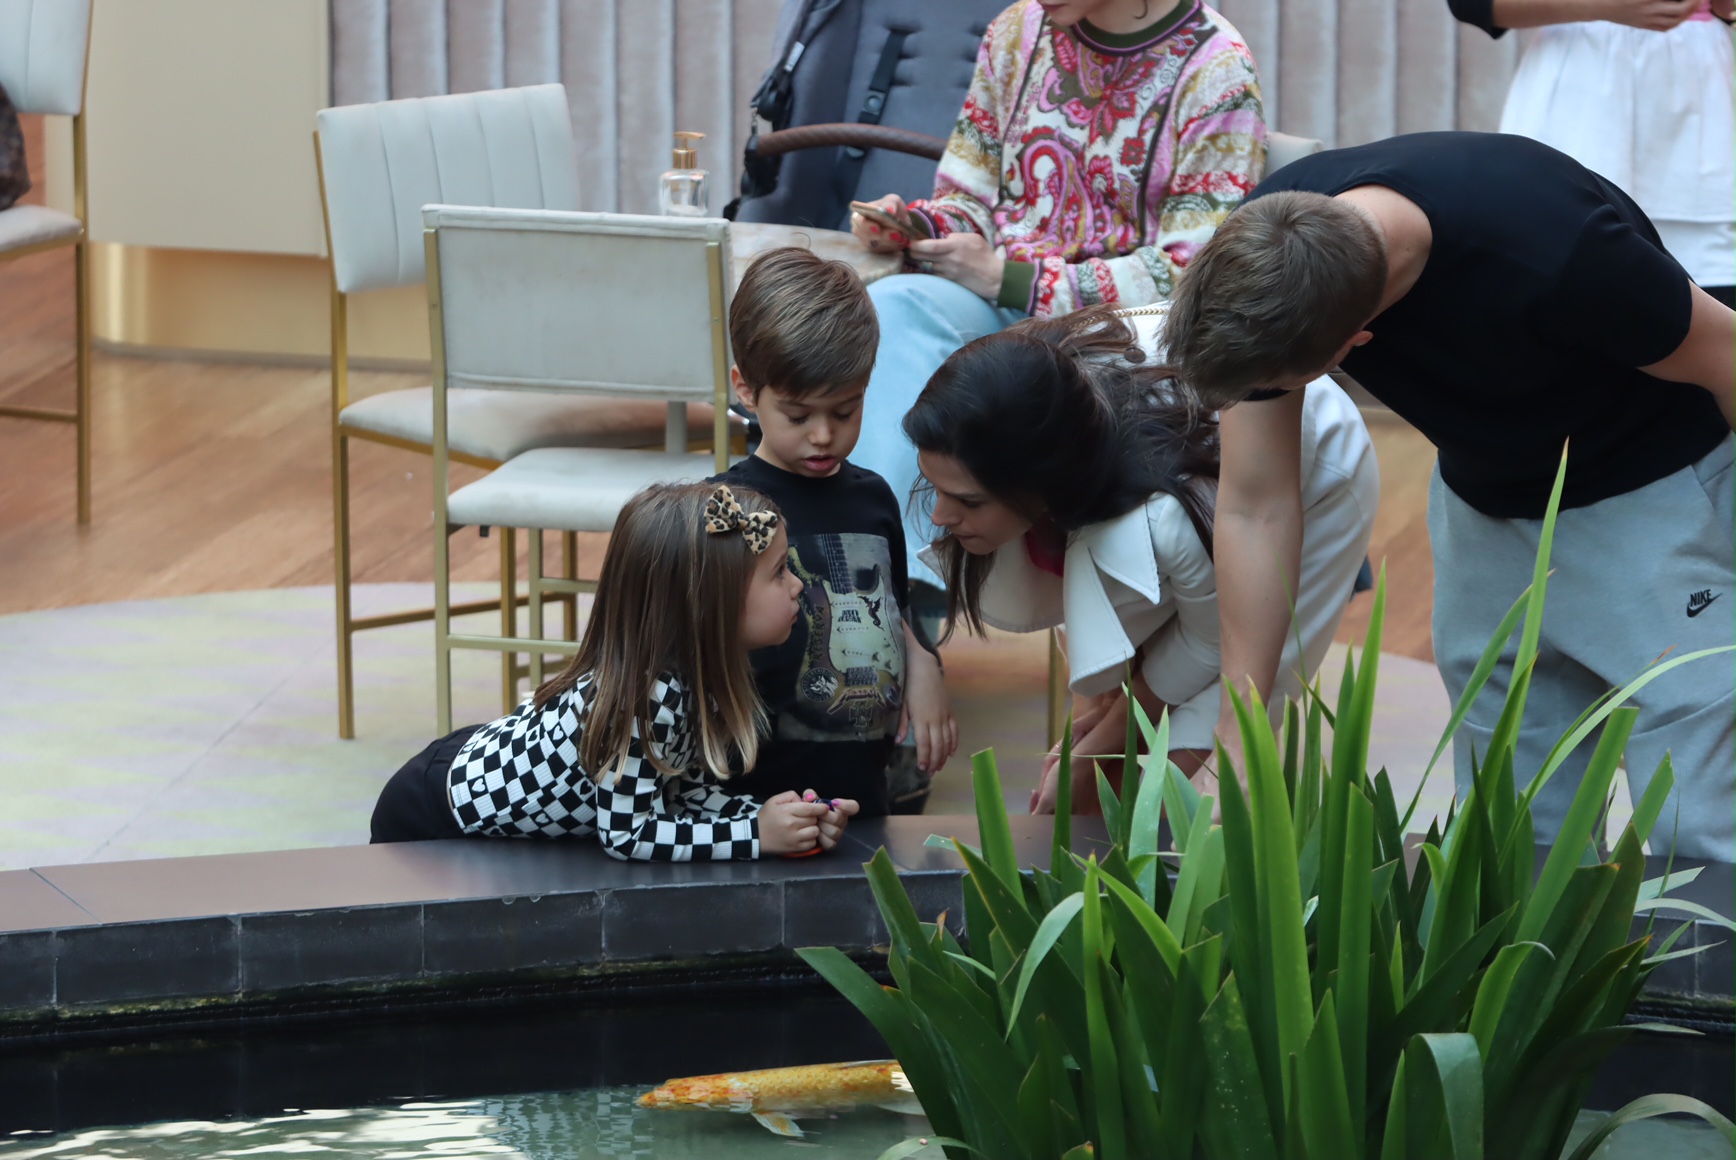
[446,446,735,533]
[0,0,91,116]
[317,85,581,295]
[0,204,81,254]
[339,386,736,464]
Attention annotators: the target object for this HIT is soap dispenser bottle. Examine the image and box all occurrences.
[658,131,710,217]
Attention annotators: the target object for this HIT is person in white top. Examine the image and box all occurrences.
[903,305,1379,812]
[1452,0,1736,303]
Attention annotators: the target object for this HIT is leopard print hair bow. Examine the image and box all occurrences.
[702,484,780,555]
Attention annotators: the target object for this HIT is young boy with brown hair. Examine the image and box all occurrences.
[712,247,956,815]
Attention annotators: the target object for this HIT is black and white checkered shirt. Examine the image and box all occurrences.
[446,672,761,861]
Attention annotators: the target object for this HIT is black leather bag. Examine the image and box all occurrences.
[0,80,31,212]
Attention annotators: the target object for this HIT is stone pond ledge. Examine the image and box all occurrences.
[0,817,1727,1039]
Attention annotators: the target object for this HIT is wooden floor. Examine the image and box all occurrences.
[0,114,1438,661]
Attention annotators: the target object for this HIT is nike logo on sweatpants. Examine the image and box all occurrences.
[1687,589,1721,618]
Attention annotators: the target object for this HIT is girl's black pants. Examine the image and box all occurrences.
[368,725,480,843]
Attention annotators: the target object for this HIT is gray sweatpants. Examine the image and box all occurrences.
[1429,436,1734,861]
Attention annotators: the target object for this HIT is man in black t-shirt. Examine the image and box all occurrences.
[712,248,958,815]
[1166,132,1734,859]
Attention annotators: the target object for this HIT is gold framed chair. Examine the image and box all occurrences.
[0,0,94,523]
[314,84,726,738]
[422,206,735,734]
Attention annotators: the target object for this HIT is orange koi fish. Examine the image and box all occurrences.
[637,1058,923,1137]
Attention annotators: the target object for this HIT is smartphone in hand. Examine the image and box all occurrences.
[850,200,931,244]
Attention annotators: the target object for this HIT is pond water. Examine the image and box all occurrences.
[5,991,1726,1159]
[0,1091,1728,1160]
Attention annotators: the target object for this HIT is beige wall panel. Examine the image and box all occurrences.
[617,0,677,216]
[504,0,562,87]
[331,0,389,106]
[83,0,329,256]
[449,0,508,93]
[676,0,736,215]
[562,0,621,211]
[1397,0,1458,134]
[1338,0,1396,146]
[1278,0,1338,143]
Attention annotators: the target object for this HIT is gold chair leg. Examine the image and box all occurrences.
[73,237,91,524]
[500,527,518,713]
[1047,628,1069,749]
[435,516,454,736]
[527,530,546,690]
[562,531,579,641]
[333,431,356,739]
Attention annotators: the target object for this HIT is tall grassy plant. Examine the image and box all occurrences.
[799,451,1733,1159]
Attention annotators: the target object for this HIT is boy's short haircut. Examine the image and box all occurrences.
[1166,191,1387,409]
[730,246,879,398]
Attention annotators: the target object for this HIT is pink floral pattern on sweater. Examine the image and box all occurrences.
[909,0,1265,317]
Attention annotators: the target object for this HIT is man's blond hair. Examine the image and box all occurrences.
[1167,191,1388,407]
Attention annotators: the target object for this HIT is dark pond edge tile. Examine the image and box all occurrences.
[3,833,1729,1044]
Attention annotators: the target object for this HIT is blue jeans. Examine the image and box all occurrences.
[854,274,1026,587]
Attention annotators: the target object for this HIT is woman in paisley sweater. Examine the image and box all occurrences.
[850,0,1267,590]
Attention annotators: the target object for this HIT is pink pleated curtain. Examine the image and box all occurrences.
[327,0,1519,218]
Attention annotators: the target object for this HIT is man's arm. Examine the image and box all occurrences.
[1640,284,1736,428]
[1212,389,1307,763]
[1489,0,1700,30]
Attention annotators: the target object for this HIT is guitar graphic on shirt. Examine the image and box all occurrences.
[791,536,903,736]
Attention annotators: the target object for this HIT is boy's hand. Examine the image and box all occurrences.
[759,791,827,856]
[899,642,958,774]
[804,789,861,851]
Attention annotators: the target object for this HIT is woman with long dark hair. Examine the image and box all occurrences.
[905,306,1378,810]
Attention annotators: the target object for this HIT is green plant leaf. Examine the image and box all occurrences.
[1007,892,1086,1029]
[1230,683,1312,1111]
[1560,1095,1735,1160]
[1162,750,1203,852]
[1080,860,1127,1160]
[1404,1033,1484,1160]
[906,957,1029,1157]
[795,947,965,1140]
[1198,975,1279,1159]
[1637,864,1701,902]
[1629,751,1675,846]
[1334,788,1375,1139]
[1099,870,1184,978]
[1402,585,1532,834]
[1166,809,1223,947]
[1297,990,1359,1160]
[1061,1146,1097,1160]
[1632,897,1736,930]
[1518,708,1638,945]
[1096,763,1123,844]
[973,749,1023,901]
[1054,716,1075,874]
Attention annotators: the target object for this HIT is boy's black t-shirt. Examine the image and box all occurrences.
[712,455,911,815]
[1248,131,1725,518]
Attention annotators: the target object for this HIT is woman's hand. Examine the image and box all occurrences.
[804,790,861,851]
[851,194,913,253]
[908,233,1005,301]
[759,790,828,856]
[1031,692,1129,815]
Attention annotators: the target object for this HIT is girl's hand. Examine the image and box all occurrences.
[759,791,827,856]
[899,645,958,775]
[907,234,1005,301]
[851,194,912,253]
[805,791,861,851]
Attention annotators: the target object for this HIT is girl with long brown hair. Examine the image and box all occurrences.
[369,482,858,859]
[902,305,1378,813]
